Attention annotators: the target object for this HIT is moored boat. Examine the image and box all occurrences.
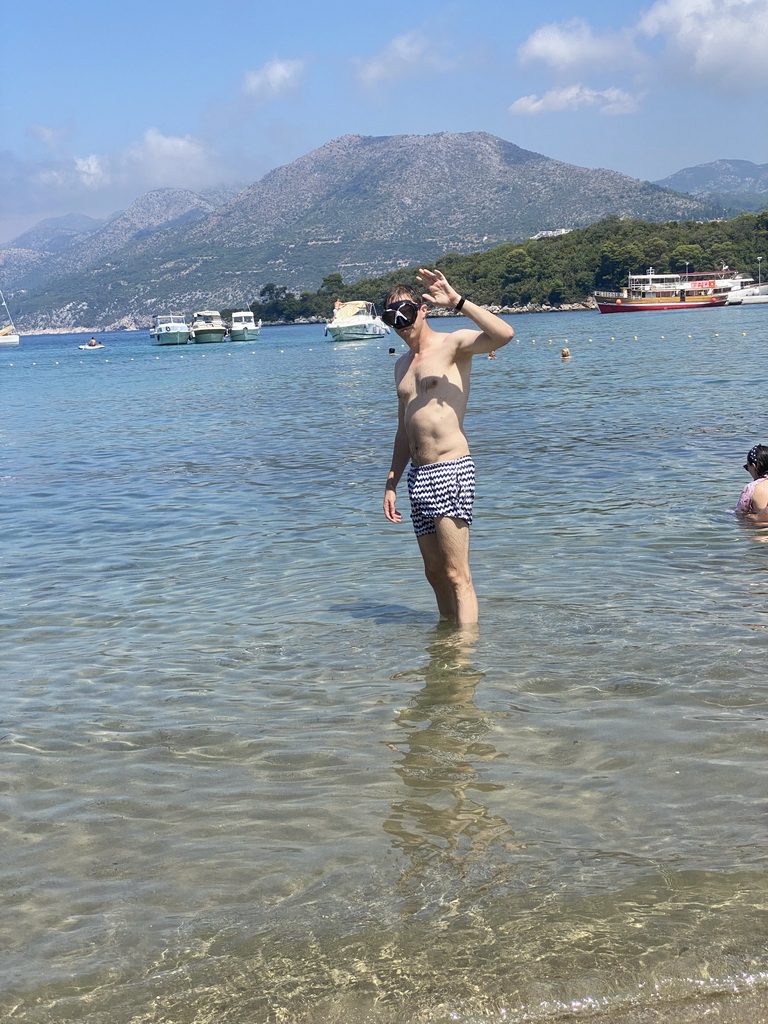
[189,310,228,344]
[0,291,20,346]
[324,300,390,342]
[725,278,768,304]
[150,313,191,345]
[594,268,745,313]
[229,310,262,342]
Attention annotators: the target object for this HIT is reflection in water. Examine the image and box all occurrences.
[385,628,515,886]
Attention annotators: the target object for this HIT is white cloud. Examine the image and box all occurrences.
[638,0,768,85]
[356,31,451,88]
[75,154,110,189]
[510,85,640,116]
[518,18,640,73]
[122,128,219,189]
[242,59,305,103]
[0,128,226,241]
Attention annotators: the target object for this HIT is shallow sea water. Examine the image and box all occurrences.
[2,308,768,1024]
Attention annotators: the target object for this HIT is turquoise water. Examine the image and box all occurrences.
[2,309,768,1023]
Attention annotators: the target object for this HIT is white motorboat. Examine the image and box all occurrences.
[0,291,20,346]
[325,300,390,342]
[725,276,768,304]
[189,310,228,344]
[150,313,191,345]
[229,310,262,342]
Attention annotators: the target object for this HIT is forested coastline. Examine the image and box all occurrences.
[228,213,768,323]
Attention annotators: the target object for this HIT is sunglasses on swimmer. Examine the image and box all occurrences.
[381,300,423,328]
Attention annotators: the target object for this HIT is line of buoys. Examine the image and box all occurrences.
[6,328,756,368]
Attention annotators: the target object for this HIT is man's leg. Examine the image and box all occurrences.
[417,517,478,625]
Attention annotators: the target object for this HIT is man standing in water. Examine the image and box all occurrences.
[382,268,514,625]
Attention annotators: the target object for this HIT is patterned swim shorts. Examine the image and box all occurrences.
[406,456,476,537]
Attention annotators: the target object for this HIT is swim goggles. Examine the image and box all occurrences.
[382,300,422,329]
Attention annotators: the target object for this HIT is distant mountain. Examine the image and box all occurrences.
[654,159,768,195]
[6,133,726,331]
[5,213,106,253]
[6,187,240,299]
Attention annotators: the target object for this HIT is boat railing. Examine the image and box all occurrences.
[594,290,622,299]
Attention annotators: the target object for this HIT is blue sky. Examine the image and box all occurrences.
[2,0,766,243]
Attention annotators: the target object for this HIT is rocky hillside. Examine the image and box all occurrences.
[6,187,245,299]
[6,132,726,331]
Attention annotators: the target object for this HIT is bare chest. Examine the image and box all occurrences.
[397,358,466,405]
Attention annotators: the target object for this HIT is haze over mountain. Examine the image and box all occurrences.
[653,159,768,216]
[654,159,768,196]
[8,213,109,254]
[3,132,733,331]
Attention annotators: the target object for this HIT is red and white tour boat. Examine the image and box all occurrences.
[594,268,756,313]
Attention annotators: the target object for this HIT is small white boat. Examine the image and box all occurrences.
[229,310,262,342]
[189,310,228,344]
[0,291,20,346]
[325,300,390,342]
[79,340,105,350]
[150,313,191,345]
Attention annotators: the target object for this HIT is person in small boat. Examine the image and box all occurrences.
[735,444,768,522]
[87,337,99,347]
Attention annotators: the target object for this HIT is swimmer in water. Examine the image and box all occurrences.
[735,444,768,523]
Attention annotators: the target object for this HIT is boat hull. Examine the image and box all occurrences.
[150,330,189,346]
[597,297,727,313]
[325,322,390,342]
[229,327,261,342]
[190,329,227,344]
[0,334,20,346]
[727,285,768,304]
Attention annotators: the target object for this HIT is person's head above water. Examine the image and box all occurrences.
[744,444,768,476]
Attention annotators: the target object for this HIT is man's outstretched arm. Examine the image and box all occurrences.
[417,267,514,354]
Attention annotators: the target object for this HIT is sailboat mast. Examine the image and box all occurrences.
[0,291,16,331]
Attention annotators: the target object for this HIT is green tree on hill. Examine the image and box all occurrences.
[229,212,768,321]
[669,244,705,272]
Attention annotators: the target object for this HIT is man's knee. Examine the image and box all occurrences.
[444,561,473,590]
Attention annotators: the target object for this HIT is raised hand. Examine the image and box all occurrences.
[416,267,461,309]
